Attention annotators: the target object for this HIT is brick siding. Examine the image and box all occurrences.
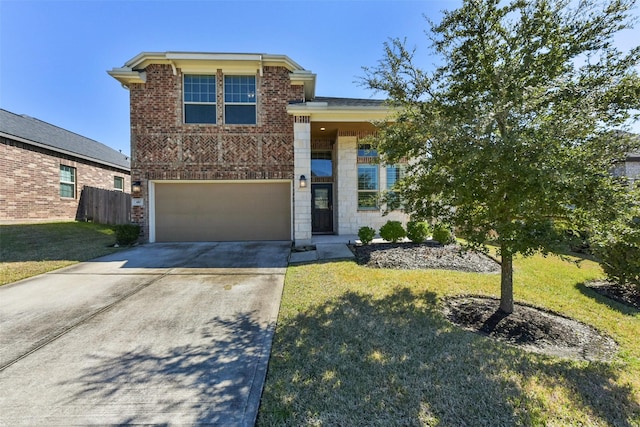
[128,63,305,239]
[0,136,130,222]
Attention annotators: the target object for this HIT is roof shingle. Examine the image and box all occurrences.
[0,109,130,170]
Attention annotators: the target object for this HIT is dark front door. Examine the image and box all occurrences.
[312,184,333,233]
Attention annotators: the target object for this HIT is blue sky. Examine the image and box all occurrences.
[1,0,638,156]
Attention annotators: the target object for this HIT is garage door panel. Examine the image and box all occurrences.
[155,182,291,242]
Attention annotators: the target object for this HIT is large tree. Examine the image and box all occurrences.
[363,0,640,313]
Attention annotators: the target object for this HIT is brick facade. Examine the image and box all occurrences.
[0,136,130,222]
[128,63,305,239]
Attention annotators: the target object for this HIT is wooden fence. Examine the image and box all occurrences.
[76,186,131,225]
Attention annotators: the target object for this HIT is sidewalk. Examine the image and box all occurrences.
[289,235,359,264]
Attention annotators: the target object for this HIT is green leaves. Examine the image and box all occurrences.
[363,0,640,307]
[364,0,639,254]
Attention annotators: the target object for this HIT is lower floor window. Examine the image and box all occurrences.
[114,176,124,191]
[358,164,378,210]
[60,165,76,198]
[386,164,405,209]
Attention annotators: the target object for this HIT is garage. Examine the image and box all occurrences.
[152,181,291,242]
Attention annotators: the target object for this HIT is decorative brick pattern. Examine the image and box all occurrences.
[0,136,130,222]
[128,63,302,240]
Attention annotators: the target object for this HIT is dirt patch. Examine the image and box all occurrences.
[353,242,500,273]
[443,296,618,361]
[585,280,640,310]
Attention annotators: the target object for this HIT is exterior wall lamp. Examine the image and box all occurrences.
[132,181,142,195]
[299,175,307,188]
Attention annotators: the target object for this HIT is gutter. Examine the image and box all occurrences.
[0,132,130,172]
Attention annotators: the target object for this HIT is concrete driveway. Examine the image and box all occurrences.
[0,241,290,426]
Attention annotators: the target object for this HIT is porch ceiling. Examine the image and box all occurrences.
[311,121,379,139]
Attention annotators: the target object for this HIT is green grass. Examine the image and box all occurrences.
[0,222,121,285]
[258,254,640,426]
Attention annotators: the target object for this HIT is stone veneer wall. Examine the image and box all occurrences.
[127,63,304,240]
[335,134,408,235]
[0,136,130,222]
[293,118,311,244]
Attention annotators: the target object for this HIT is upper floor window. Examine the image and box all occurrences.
[184,75,216,124]
[224,75,256,124]
[60,165,76,198]
[114,176,124,192]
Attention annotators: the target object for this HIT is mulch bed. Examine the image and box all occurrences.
[443,296,619,361]
[584,280,640,310]
[351,242,629,361]
[352,242,501,273]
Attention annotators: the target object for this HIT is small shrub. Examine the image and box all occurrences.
[432,223,455,245]
[114,223,141,246]
[406,220,430,243]
[358,226,376,245]
[379,220,407,243]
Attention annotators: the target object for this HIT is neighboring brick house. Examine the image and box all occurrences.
[0,109,131,223]
[109,52,408,244]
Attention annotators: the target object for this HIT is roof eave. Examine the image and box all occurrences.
[107,68,147,87]
[0,131,131,172]
[287,104,392,122]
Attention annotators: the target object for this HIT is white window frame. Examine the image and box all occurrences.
[223,74,257,125]
[60,165,76,199]
[183,74,217,124]
[357,164,379,210]
[114,176,124,192]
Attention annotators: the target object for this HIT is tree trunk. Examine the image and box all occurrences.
[500,249,514,314]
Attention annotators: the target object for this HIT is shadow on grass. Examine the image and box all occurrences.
[258,288,638,426]
[61,312,269,425]
[0,222,117,263]
[576,282,639,316]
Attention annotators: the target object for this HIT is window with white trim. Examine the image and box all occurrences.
[358,164,379,210]
[114,176,124,191]
[386,164,405,209]
[224,75,256,124]
[60,165,76,198]
[184,75,216,124]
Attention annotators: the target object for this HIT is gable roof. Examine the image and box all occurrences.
[0,109,130,171]
[109,52,317,101]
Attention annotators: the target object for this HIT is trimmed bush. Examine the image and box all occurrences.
[432,223,455,245]
[358,226,376,245]
[379,220,407,243]
[406,220,430,243]
[114,224,141,246]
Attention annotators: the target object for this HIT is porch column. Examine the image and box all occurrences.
[293,115,312,245]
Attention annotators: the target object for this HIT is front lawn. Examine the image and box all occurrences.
[258,253,640,426]
[0,222,121,285]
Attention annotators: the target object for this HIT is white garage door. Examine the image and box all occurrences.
[153,181,291,242]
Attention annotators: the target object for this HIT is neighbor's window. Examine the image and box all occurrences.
[60,165,76,198]
[224,75,256,124]
[114,176,124,191]
[184,74,217,124]
[358,164,378,210]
